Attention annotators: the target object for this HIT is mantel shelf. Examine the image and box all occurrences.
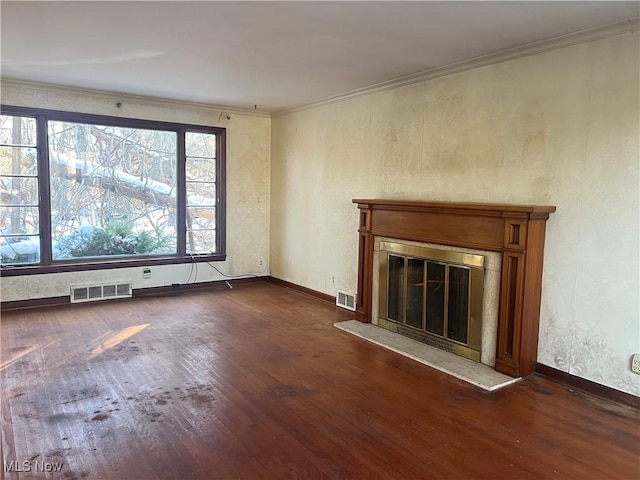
[352,199,556,216]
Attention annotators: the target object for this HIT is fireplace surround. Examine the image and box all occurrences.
[353,199,555,378]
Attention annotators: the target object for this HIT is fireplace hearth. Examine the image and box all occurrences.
[353,199,555,378]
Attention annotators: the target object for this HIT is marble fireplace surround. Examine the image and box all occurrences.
[353,199,556,378]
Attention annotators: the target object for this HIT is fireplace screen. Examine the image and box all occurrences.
[379,241,484,361]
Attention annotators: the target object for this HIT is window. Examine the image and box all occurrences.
[185,132,218,254]
[48,120,179,261]
[0,116,40,264]
[0,106,226,274]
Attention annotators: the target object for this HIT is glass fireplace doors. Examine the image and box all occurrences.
[379,241,484,361]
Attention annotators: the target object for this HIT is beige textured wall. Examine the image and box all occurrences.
[0,81,271,300]
[271,32,640,395]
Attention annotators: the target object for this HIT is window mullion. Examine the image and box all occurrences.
[38,114,53,265]
[176,130,186,257]
[217,131,226,256]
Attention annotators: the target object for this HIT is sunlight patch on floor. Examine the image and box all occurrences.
[90,324,150,356]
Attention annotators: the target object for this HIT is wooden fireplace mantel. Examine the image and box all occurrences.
[353,199,556,378]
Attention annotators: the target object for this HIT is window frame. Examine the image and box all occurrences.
[0,105,226,277]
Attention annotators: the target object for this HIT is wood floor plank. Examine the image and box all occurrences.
[1,283,638,479]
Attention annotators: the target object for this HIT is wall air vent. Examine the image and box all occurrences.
[336,289,356,311]
[103,284,117,298]
[116,283,130,296]
[71,282,132,303]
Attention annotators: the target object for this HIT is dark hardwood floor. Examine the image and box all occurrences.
[1,283,638,479]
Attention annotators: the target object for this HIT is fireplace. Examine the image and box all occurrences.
[378,241,485,362]
[353,200,555,378]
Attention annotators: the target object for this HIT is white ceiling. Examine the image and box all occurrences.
[1,1,639,113]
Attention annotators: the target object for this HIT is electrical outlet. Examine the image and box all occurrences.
[331,276,335,285]
[632,354,640,374]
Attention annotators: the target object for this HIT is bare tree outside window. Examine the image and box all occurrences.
[48,121,178,259]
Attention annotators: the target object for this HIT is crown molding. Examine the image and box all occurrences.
[3,17,637,120]
[273,17,639,118]
[0,78,271,118]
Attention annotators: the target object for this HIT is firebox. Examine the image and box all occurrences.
[378,241,484,362]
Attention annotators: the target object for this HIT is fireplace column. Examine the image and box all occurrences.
[355,203,373,323]
[353,199,555,378]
